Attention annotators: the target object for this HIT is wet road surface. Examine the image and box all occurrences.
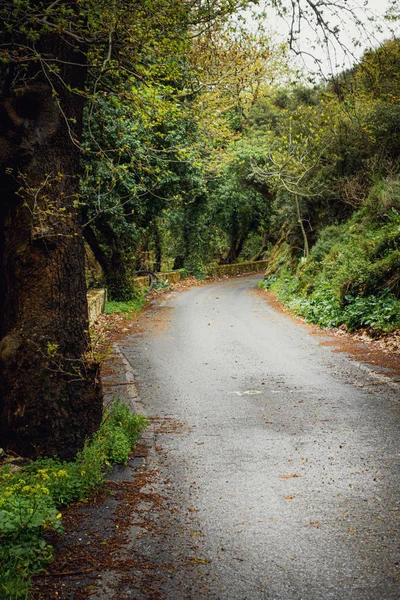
[62,274,400,600]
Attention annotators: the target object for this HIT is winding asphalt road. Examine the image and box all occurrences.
[117,274,400,599]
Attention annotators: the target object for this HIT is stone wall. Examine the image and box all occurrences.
[87,289,107,324]
[157,271,182,284]
[207,260,267,278]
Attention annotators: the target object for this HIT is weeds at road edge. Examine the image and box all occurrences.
[0,400,148,599]
[105,296,145,315]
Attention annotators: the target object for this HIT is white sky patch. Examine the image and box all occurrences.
[240,0,399,79]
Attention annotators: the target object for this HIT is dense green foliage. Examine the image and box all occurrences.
[0,402,148,599]
[260,179,400,331]
[251,40,400,332]
[81,86,204,297]
[77,12,288,296]
[81,24,399,329]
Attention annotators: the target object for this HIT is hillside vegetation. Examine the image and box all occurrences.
[260,179,400,332]
[245,40,400,333]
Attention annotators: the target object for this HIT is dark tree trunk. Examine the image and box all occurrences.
[90,221,133,300]
[83,225,109,276]
[153,222,162,273]
[223,247,236,264]
[235,236,246,261]
[0,32,102,459]
[221,212,247,264]
[224,229,247,264]
[251,231,269,262]
[181,196,205,265]
[173,255,184,270]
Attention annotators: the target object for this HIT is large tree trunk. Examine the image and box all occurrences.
[173,255,184,270]
[0,33,102,459]
[83,225,110,277]
[220,211,247,264]
[223,235,246,264]
[223,218,247,264]
[88,221,134,300]
[251,231,269,262]
[153,222,162,273]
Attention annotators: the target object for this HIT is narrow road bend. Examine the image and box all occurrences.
[113,274,400,600]
[38,274,399,600]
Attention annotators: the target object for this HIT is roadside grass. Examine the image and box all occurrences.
[0,401,148,600]
[104,296,145,315]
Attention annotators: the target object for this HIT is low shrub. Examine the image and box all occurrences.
[153,278,171,291]
[286,288,400,331]
[342,289,400,331]
[184,256,208,280]
[192,265,207,280]
[287,289,343,328]
[258,275,278,290]
[0,401,148,599]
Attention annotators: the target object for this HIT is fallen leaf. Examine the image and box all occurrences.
[284,495,295,500]
[280,474,300,479]
[310,521,321,528]
[189,557,211,564]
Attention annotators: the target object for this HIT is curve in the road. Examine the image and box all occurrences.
[118,274,400,600]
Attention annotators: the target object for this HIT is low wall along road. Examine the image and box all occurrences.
[87,260,268,323]
[207,259,267,278]
[87,289,107,325]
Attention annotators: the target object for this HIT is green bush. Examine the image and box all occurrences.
[342,289,400,331]
[191,264,207,280]
[365,179,400,219]
[278,286,400,331]
[0,401,148,599]
[153,278,171,291]
[288,289,343,328]
[258,275,278,290]
[310,224,345,262]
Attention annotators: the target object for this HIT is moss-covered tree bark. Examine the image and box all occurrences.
[0,29,102,459]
